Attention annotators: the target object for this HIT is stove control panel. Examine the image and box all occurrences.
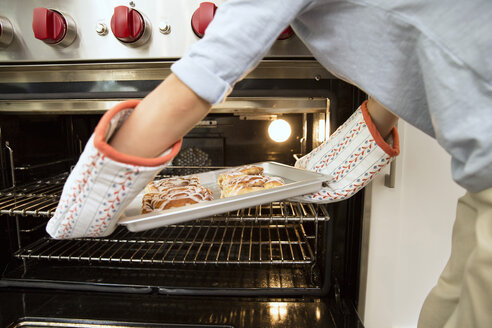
[0,0,311,62]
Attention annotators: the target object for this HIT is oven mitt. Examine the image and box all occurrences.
[46,100,182,239]
[289,100,399,203]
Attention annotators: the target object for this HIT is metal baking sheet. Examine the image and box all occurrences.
[119,161,327,232]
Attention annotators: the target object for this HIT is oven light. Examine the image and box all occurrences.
[318,119,326,142]
[269,302,288,320]
[268,119,291,143]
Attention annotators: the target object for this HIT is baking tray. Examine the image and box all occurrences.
[118,161,327,232]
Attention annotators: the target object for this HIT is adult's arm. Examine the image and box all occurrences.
[109,74,209,158]
[110,0,315,156]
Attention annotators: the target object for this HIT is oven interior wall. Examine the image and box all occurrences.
[0,112,308,188]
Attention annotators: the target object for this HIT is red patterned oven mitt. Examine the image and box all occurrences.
[46,100,182,239]
[289,100,399,203]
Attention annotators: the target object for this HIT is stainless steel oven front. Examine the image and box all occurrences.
[0,1,367,327]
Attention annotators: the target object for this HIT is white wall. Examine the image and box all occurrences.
[360,122,465,328]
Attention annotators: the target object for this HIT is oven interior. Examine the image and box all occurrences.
[0,76,366,327]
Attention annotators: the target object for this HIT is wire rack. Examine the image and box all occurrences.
[15,219,323,265]
[0,173,67,217]
[6,173,328,265]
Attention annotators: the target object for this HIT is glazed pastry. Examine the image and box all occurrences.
[220,174,284,198]
[217,171,245,188]
[145,176,200,193]
[234,165,264,176]
[217,165,264,187]
[142,185,214,214]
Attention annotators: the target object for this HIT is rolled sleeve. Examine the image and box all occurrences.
[171,0,314,105]
[171,55,232,105]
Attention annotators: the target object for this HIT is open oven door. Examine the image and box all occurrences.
[1,290,363,328]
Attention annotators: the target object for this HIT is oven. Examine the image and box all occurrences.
[0,1,366,327]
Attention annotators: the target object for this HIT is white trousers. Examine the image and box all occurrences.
[418,187,492,328]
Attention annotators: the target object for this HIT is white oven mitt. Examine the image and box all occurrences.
[46,100,182,239]
[289,100,399,203]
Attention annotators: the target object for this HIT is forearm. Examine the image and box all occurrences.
[110,0,313,158]
[109,74,211,158]
[366,97,398,138]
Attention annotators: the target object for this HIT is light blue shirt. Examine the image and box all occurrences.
[172,0,492,192]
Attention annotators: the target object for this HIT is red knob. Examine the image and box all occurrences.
[110,6,145,43]
[191,2,217,38]
[32,8,67,44]
[278,26,294,40]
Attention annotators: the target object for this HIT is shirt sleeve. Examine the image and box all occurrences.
[171,0,314,105]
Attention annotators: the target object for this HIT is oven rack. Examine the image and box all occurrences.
[0,174,329,222]
[15,219,323,265]
[0,173,67,217]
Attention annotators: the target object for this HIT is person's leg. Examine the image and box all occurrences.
[418,188,492,327]
[443,187,492,327]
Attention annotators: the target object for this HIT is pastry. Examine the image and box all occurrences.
[145,176,200,193]
[142,184,214,214]
[142,176,213,214]
[220,174,284,198]
[217,165,264,187]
